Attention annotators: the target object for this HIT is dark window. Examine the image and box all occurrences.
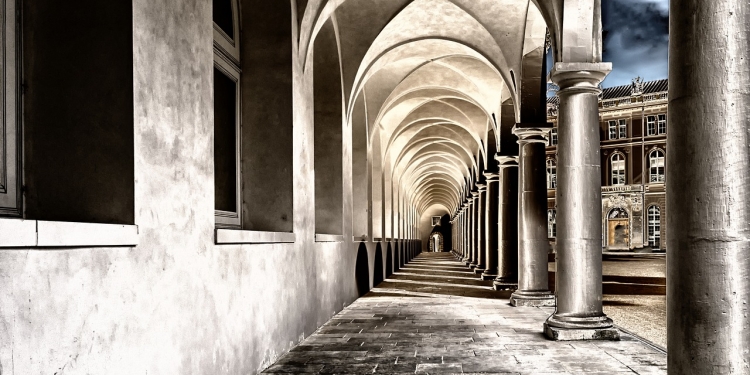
[213,0,234,39]
[214,67,238,214]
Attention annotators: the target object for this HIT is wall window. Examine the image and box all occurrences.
[658,114,667,134]
[214,0,241,228]
[611,153,626,185]
[647,114,667,136]
[0,0,20,216]
[549,128,558,146]
[649,150,665,183]
[608,120,627,140]
[647,205,661,247]
[608,120,618,140]
[547,209,556,238]
[546,159,557,189]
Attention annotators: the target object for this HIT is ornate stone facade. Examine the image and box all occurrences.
[546,78,668,252]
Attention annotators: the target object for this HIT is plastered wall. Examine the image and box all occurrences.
[0,0,382,373]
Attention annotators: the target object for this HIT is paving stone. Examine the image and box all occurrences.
[261,253,666,374]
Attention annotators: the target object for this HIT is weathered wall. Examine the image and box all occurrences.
[0,0,388,374]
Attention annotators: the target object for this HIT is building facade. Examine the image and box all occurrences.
[546,78,668,252]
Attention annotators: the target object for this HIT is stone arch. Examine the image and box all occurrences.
[374,243,384,286]
[355,242,370,297]
[313,17,344,236]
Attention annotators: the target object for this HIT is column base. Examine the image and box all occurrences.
[510,290,555,307]
[469,262,478,269]
[493,280,518,290]
[480,269,498,280]
[473,267,486,274]
[543,323,620,341]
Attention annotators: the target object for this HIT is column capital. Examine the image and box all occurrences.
[476,183,487,192]
[549,62,612,95]
[495,155,519,169]
[483,172,499,182]
[470,191,479,199]
[512,125,552,144]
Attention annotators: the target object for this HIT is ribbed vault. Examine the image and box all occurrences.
[301,0,602,243]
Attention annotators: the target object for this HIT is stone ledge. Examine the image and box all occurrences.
[314,234,344,243]
[0,218,139,248]
[216,229,295,244]
[544,323,621,341]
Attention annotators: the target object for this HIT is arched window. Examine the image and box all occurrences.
[213,0,241,227]
[649,150,665,183]
[546,159,557,189]
[611,153,626,185]
[547,209,556,238]
[647,205,661,247]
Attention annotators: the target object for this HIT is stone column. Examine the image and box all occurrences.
[481,173,500,280]
[544,63,618,340]
[468,192,479,267]
[668,1,750,371]
[493,156,519,290]
[510,126,554,307]
[461,206,468,261]
[474,183,487,274]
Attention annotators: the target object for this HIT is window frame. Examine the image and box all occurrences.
[618,119,627,139]
[647,205,661,247]
[213,45,242,228]
[657,114,667,135]
[546,159,556,189]
[0,0,21,217]
[608,120,618,140]
[647,115,656,136]
[213,0,240,64]
[549,128,558,146]
[610,153,626,186]
[547,209,556,238]
[649,149,665,183]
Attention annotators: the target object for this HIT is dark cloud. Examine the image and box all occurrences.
[601,0,669,87]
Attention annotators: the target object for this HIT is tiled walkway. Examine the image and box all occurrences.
[262,253,667,374]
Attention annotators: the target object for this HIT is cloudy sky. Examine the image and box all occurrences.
[546,0,669,89]
[600,0,669,87]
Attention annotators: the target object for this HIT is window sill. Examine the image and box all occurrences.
[315,234,344,243]
[0,218,138,248]
[215,229,295,244]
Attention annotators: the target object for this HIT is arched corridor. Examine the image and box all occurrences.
[0,0,745,374]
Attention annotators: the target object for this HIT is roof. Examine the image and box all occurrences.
[600,78,668,100]
[546,78,668,104]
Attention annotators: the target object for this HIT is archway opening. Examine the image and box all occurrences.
[374,244,384,286]
[386,243,393,277]
[429,232,444,252]
[355,243,370,297]
[607,208,630,250]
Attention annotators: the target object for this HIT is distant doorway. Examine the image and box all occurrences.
[429,232,444,252]
[607,208,630,250]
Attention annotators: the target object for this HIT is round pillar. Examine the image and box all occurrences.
[544,63,618,341]
[468,192,479,268]
[510,126,554,307]
[474,183,487,274]
[493,156,520,290]
[481,173,500,280]
[668,1,750,371]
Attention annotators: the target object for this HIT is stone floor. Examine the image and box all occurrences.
[549,254,667,348]
[262,252,667,374]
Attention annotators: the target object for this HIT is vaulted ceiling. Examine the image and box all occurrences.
[299,0,601,236]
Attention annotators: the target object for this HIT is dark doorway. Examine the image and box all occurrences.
[355,243,370,297]
[386,243,393,276]
[374,244,384,286]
